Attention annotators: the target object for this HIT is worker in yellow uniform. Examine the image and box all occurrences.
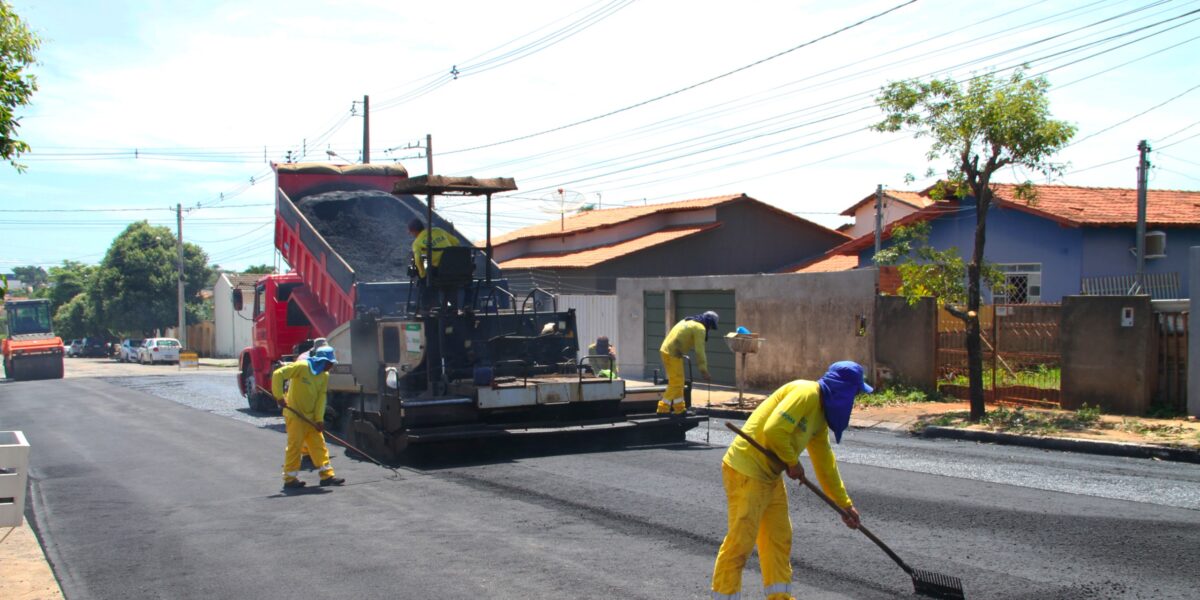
[273,345,345,489]
[711,361,871,600]
[658,311,718,414]
[408,218,461,279]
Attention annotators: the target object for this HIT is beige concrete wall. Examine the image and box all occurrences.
[1061,295,1156,414]
[874,296,937,390]
[617,270,877,389]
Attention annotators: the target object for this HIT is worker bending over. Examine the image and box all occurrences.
[273,345,345,489]
[658,311,718,414]
[585,335,618,378]
[408,218,461,279]
[711,361,871,600]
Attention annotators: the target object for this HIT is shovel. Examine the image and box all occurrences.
[725,422,965,600]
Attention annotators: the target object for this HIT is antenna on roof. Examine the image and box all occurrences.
[539,188,586,237]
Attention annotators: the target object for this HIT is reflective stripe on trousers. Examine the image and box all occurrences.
[711,463,792,597]
[764,582,792,597]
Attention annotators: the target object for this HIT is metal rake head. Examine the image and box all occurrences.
[911,568,966,600]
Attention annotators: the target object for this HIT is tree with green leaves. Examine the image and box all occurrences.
[874,69,1075,422]
[241,264,275,274]
[46,260,96,312]
[0,1,40,171]
[12,265,48,288]
[52,293,93,341]
[91,221,214,335]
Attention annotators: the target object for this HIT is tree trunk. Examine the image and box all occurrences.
[967,181,991,422]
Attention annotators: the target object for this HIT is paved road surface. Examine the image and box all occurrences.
[2,374,1198,599]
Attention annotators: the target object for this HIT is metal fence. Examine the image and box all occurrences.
[1154,310,1189,414]
[937,304,1062,407]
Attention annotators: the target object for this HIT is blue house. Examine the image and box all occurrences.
[827,184,1200,301]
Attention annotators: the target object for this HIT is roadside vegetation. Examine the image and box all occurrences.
[855,385,948,408]
[913,403,1200,447]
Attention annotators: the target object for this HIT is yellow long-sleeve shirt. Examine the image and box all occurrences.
[271,361,329,424]
[660,320,710,373]
[723,380,853,508]
[411,227,462,278]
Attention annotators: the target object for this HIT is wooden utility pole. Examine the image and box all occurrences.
[362,95,370,164]
[874,184,883,259]
[1132,140,1151,294]
[176,204,187,351]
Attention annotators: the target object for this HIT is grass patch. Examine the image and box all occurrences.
[1113,418,1188,438]
[943,364,1060,390]
[856,385,946,408]
[915,404,1106,436]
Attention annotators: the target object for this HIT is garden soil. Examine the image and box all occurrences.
[296,189,470,283]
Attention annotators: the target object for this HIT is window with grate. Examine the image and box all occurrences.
[994,264,1041,304]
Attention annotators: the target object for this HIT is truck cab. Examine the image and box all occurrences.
[237,273,315,410]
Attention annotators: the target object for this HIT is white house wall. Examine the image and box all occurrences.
[558,294,619,367]
[213,276,255,358]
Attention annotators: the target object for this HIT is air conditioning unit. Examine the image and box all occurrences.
[1129,230,1167,259]
[1145,230,1166,259]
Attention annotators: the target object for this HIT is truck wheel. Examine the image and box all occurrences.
[242,362,272,412]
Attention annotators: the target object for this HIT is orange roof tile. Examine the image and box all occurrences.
[991,184,1200,227]
[839,187,937,216]
[785,254,860,273]
[498,224,720,269]
[491,194,744,246]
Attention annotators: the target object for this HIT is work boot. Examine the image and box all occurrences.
[283,479,306,490]
[319,476,346,487]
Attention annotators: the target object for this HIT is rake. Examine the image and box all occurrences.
[725,422,965,600]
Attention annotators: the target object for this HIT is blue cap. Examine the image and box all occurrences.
[307,345,338,375]
[817,361,873,444]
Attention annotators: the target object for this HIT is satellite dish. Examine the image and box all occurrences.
[539,188,587,233]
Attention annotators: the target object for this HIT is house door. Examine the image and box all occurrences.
[643,292,666,379]
[673,290,736,386]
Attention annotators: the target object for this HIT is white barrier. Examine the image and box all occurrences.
[0,430,30,527]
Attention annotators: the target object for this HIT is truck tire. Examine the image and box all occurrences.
[242,362,273,412]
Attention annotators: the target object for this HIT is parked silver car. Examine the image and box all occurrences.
[118,338,144,363]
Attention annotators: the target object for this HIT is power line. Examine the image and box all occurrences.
[439,0,919,156]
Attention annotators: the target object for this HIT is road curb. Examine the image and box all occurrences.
[920,426,1200,464]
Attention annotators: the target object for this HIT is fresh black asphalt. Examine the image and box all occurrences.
[2,374,1198,599]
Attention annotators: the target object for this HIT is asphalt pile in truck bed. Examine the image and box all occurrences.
[296,189,467,283]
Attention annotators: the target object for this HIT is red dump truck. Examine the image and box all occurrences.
[3,299,65,380]
[237,162,702,459]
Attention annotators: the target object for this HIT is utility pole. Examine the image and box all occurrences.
[874,184,883,259]
[1133,140,1151,294]
[176,204,187,351]
[362,95,370,164]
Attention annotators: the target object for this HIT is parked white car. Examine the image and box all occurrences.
[118,338,144,363]
[138,338,181,365]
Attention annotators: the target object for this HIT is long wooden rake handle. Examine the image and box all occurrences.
[260,384,393,471]
[724,422,914,575]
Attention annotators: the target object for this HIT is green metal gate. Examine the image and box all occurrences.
[673,290,736,385]
[643,292,665,379]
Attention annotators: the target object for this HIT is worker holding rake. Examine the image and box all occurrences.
[273,345,345,490]
[711,361,871,600]
[658,310,719,415]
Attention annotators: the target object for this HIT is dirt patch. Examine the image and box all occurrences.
[297,190,468,283]
[907,403,1200,450]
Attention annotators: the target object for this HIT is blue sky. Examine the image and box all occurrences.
[1,0,1197,272]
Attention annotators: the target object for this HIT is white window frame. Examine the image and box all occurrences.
[993,263,1042,304]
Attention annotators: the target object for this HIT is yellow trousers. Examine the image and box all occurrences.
[712,463,794,600]
[657,351,686,414]
[282,412,335,482]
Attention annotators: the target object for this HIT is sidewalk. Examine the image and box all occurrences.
[688,384,1200,464]
[0,518,64,599]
